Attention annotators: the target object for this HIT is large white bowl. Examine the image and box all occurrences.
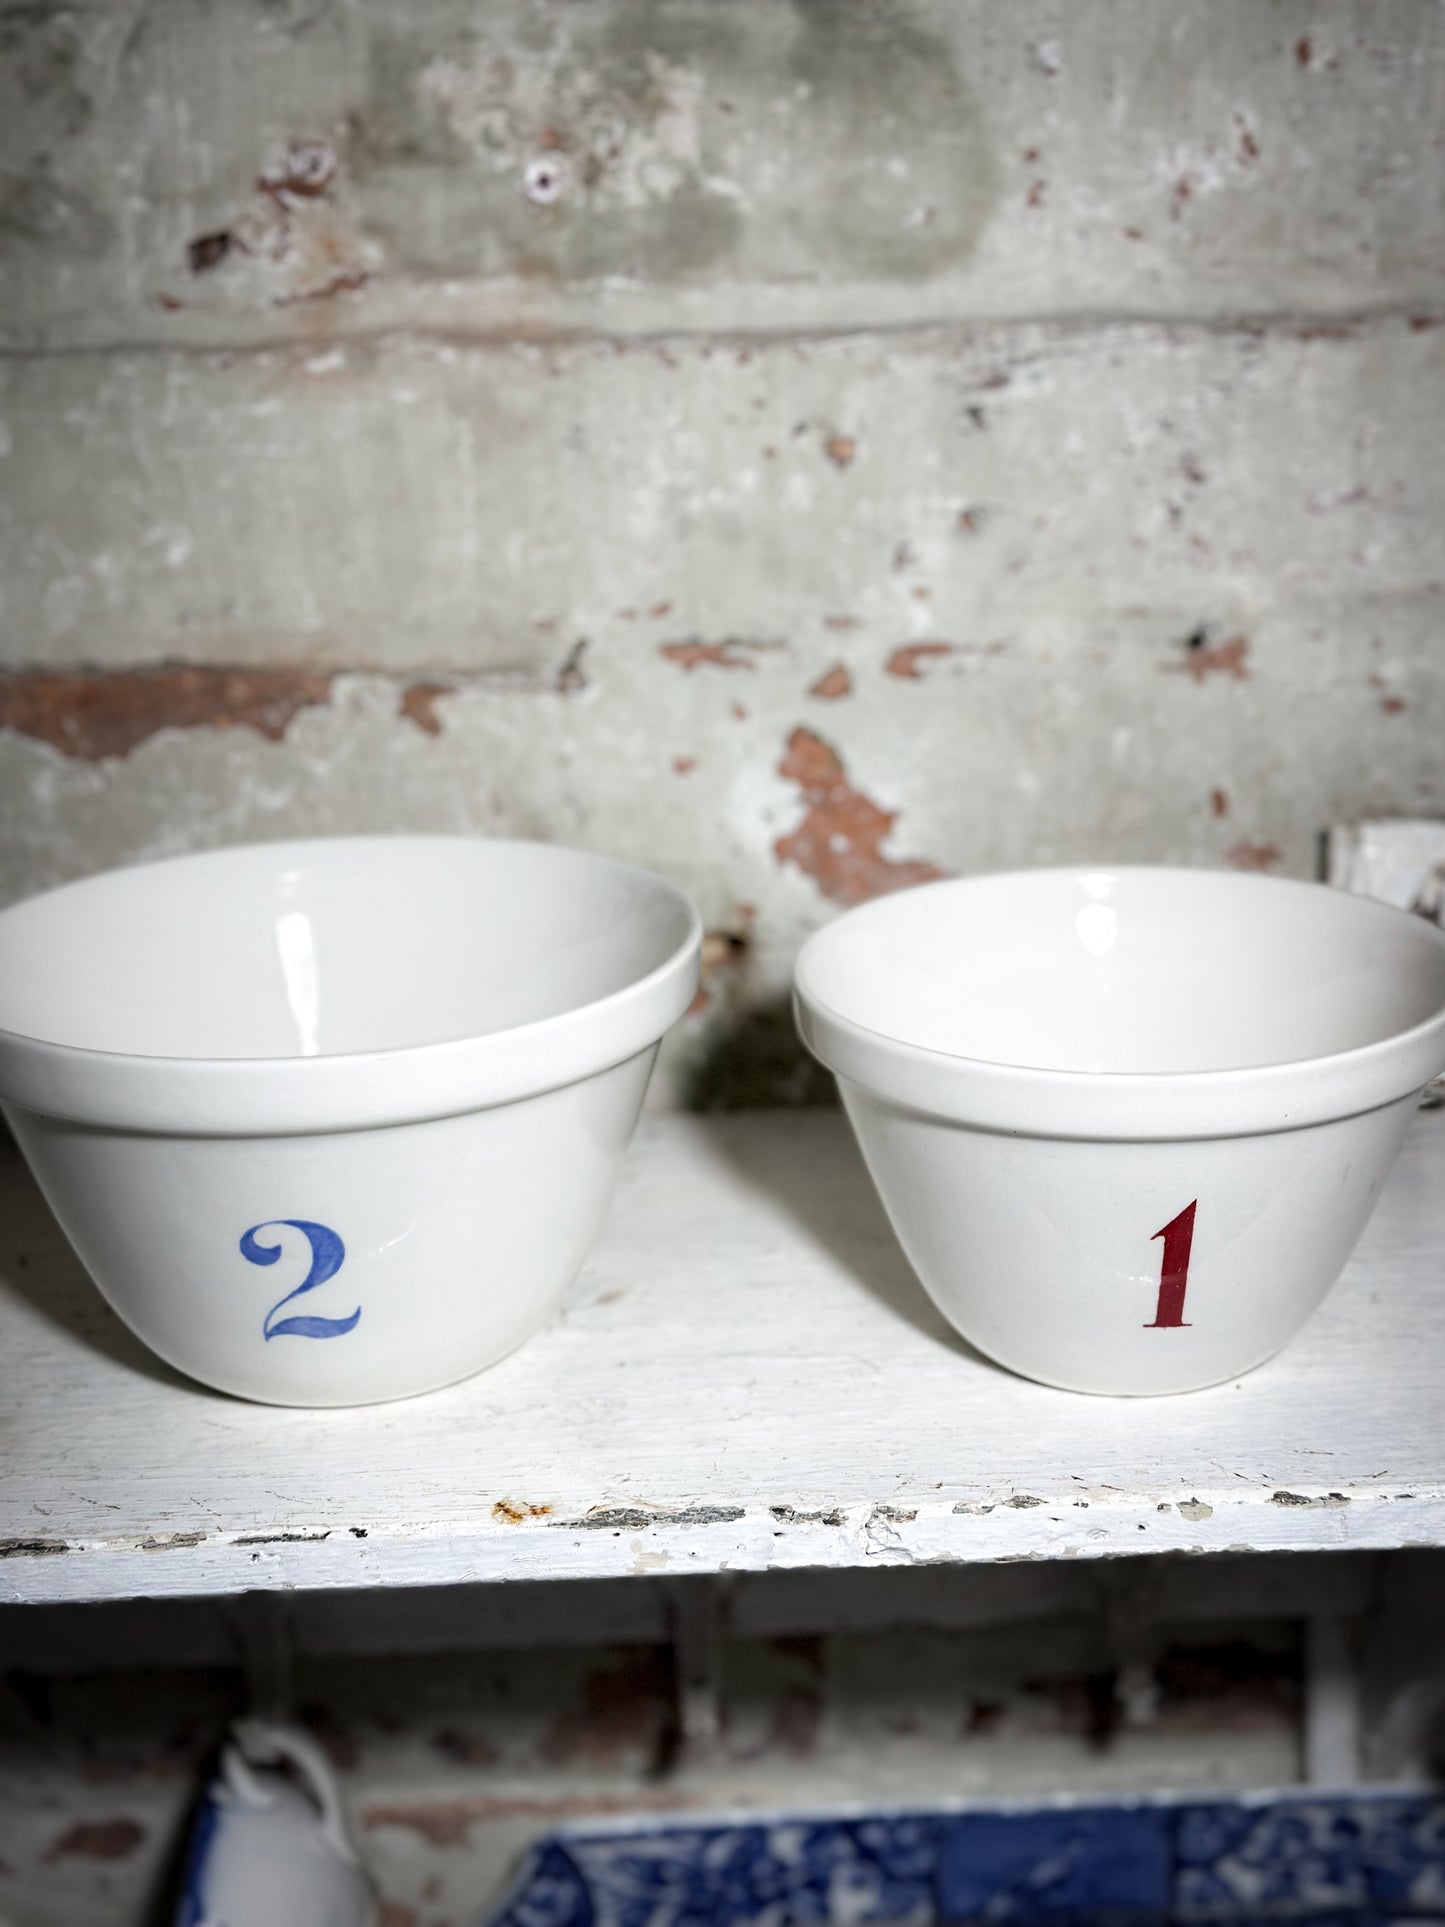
[795,866,1445,1395]
[0,837,700,1405]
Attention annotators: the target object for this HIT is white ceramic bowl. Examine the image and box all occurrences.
[0,836,700,1405]
[795,866,1445,1395]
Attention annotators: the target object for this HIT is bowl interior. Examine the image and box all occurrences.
[799,868,1445,1075]
[0,839,695,1061]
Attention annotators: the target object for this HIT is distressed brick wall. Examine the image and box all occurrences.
[9,1548,1443,1926]
[2,0,1442,1100]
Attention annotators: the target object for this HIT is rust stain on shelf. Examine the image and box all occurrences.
[774,727,944,907]
[492,1499,554,1523]
[0,666,335,761]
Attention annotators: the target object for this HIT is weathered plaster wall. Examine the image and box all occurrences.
[2,0,1442,1097]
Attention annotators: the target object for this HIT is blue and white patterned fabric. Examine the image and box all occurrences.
[488,1794,1445,1927]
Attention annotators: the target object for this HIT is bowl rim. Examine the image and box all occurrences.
[793,864,1445,1139]
[0,834,702,1136]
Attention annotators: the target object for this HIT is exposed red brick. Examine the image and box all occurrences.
[886,642,957,680]
[956,507,984,533]
[1409,314,1442,332]
[809,663,853,700]
[1226,839,1283,872]
[1210,787,1230,818]
[649,600,674,619]
[301,1705,362,1771]
[1380,693,1407,714]
[432,1726,499,1766]
[542,1650,672,1768]
[823,433,856,469]
[0,665,334,761]
[775,728,944,907]
[46,1819,144,1862]
[660,641,753,672]
[1167,636,1250,683]
[365,1789,689,1847]
[399,681,454,736]
[1295,35,1312,66]
[769,1688,823,1758]
[672,754,698,773]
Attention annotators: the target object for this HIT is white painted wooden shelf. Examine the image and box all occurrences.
[2,1108,1443,1606]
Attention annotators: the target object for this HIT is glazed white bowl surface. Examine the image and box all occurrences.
[0,837,700,1405]
[795,866,1445,1395]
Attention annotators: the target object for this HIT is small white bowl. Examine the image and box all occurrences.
[795,866,1445,1395]
[0,836,700,1405]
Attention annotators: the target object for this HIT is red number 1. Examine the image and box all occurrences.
[1146,1200,1197,1328]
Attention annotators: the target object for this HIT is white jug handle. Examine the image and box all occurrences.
[229,1717,360,1866]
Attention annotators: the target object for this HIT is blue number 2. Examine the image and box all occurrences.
[239,1220,360,1341]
